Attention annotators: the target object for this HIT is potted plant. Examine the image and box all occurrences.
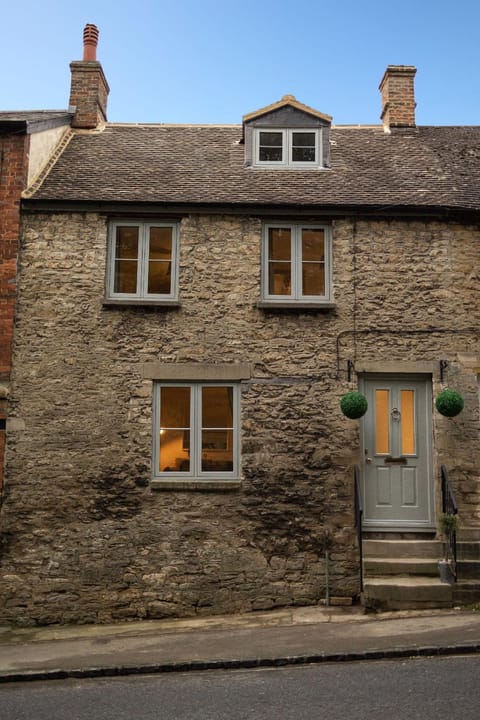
[438,512,459,584]
[340,391,368,419]
[435,389,464,417]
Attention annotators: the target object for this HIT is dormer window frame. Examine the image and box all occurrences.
[253,127,323,168]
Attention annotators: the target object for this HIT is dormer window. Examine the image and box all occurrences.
[243,95,332,171]
[255,128,321,167]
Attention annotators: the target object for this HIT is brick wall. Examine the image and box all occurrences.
[0,212,479,626]
[379,66,416,128]
[69,61,109,129]
[0,132,29,492]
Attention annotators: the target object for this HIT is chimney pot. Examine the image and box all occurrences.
[82,23,99,61]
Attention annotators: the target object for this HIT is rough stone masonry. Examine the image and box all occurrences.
[0,211,479,626]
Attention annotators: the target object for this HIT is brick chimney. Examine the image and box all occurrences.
[69,24,109,129]
[379,65,417,129]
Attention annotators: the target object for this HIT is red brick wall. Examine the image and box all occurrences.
[0,132,29,492]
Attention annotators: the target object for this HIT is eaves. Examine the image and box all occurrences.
[20,198,480,224]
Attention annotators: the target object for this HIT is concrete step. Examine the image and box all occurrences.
[453,580,480,605]
[457,560,480,579]
[363,539,442,560]
[457,542,480,561]
[457,528,480,542]
[364,558,439,577]
[362,576,453,611]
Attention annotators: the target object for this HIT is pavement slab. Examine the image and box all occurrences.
[0,605,479,682]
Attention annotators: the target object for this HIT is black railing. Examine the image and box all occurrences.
[441,464,458,581]
[354,464,364,592]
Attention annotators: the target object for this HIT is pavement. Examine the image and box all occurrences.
[0,604,480,683]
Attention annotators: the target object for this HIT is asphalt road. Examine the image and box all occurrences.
[2,655,480,720]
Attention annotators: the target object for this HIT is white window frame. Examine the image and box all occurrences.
[253,128,322,168]
[106,220,179,303]
[261,222,332,304]
[152,382,241,485]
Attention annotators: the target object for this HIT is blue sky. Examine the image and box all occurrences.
[2,0,480,125]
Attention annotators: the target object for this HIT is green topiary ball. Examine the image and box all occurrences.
[340,391,368,419]
[435,389,464,417]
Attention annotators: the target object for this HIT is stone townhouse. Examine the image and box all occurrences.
[1,26,479,626]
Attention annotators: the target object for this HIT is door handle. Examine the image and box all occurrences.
[365,456,373,464]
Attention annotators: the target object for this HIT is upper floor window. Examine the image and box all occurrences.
[261,223,332,305]
[254,128,322,168]
[106,221,179,303]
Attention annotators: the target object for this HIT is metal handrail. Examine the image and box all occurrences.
[354,464,364,592]
[440,464,458,581]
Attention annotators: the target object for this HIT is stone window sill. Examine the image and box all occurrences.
[151,479,241,491]
[257,301,336,311]
[103,298,180,308]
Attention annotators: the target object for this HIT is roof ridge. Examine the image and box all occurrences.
[23,128,75,198]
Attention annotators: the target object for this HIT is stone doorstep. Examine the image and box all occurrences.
[362,576,453,611]
[364,558,440,577]
[458,528,480,542]
[457,543,480,561]
[363,539,443,560]
[453,580,480,605]
[457,560,480,579]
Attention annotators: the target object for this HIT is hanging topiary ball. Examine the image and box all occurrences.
[435,389,464,417]
[340,391,368,419]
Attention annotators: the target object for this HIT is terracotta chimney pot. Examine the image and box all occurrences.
[83,24,99,61]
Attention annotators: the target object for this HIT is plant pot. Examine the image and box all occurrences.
[438,559,455,584]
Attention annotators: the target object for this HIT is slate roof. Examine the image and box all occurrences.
[26,123,480,213]
[0,111,72,133]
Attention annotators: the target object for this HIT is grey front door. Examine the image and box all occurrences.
[361,375,434,530]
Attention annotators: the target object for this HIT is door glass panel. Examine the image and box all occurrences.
[375,389,390,454]
[401,389,415,455]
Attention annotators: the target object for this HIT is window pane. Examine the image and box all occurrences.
[114,226,139,293]
[269,228,291,260]
[401,390,415,455]
[149,227,172,260]
[302,229,324,261]
[201,388,234,473]
[202,386,233,428]
[115,227,139,258]
[148,261,171,294]
[159,429,189,472]
[375,390,390,454]
[160,386,190,428]
[302,263,325,295]
[291,132,316,162]
[269,263,291,295]
[259,131,283,162]
[114,260,137,293]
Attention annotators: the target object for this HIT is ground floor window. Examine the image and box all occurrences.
[153,382,240,481]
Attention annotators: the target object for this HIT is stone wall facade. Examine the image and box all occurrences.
[0,211,479,626]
